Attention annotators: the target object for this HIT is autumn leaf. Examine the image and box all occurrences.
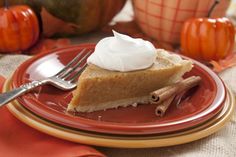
[210,52,236,73]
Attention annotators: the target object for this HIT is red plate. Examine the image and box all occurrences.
[11,44,226,135]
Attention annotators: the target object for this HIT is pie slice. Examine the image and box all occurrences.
[67,49,193,112]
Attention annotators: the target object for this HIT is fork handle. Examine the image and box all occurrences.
[0,80,45,107]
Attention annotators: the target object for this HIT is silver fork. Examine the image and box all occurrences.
[0,48,92,107]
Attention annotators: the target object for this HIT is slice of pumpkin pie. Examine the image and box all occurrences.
[67,32,192,112]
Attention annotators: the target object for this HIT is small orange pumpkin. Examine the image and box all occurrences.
[0,4,39,53]
[180,17,235,61]
[180,0,235,61]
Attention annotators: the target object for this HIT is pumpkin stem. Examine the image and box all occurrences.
[208,0,220,17]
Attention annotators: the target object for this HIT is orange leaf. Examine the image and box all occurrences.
[210,52,236,73]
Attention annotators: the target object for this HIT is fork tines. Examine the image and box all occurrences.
[56,48,93,82]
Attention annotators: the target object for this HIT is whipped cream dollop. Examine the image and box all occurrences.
[87,31,156,72]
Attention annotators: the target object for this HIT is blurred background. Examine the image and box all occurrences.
[1,0,236,71]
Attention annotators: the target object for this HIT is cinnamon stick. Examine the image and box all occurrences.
[155,90,188,117]
[152,76,201,117]
[150,76,201,105]
[155,95,175,117]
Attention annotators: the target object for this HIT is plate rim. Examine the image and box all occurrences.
[11,44,226,135]
[4,78,235,148]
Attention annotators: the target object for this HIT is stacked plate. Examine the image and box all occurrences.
[3,45,235,148]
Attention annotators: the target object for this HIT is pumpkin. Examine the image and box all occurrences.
[180,1,235,61]
[180,18,235,61]
[0,0,126,37]
[132,0,230,45]
[0,4,39,53]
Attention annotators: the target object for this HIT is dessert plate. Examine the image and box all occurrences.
[11,45,226,135]
[4,79,235,148]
